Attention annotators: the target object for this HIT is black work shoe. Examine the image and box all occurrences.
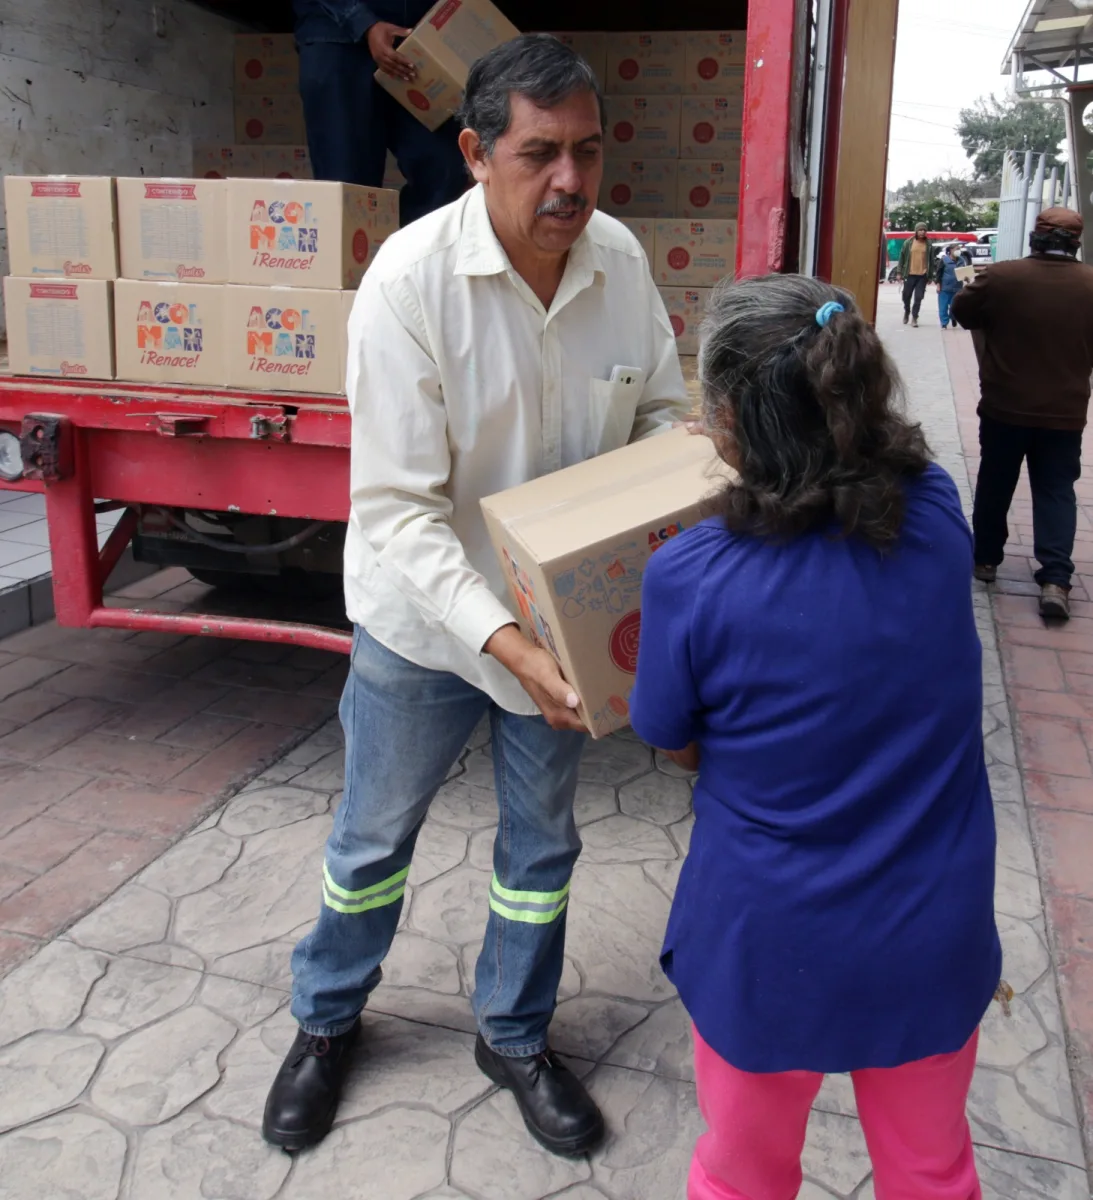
[903,312,909,325]
[1040,584,1071,620]
[475,1035,605,1157]
[974,564,997,584]
[262,1021,360,1151]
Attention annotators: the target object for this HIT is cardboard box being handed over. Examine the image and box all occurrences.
[375,0,519,130]
[481,427,728,738]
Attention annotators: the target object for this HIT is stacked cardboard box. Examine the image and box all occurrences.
[555,29,745,361]
[3,175,400,395]
[193,34,313,181]
[114,178,399,392]
[2,176,119,380]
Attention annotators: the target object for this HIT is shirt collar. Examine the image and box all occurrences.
[454,184,606,295]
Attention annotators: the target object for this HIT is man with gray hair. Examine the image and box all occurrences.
[261,33,689,1157]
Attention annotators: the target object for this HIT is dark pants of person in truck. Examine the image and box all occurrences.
[297,39,468,226]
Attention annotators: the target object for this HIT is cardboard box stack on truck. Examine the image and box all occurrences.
[1,0,838,665]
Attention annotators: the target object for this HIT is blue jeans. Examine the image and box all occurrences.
[938,289,957,327]
[291,627,587,1055]
[296,40,468,226]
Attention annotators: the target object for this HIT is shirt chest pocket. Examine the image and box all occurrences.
[587,372,645,455]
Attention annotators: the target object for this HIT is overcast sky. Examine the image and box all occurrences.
[888,0,1032,187]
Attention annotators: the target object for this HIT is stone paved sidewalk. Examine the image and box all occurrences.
[0,289,1088,1199]
[0,570,346,977]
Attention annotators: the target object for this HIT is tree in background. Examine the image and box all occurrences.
[888,199,975,232]
[978,200,1000,228]
[957,95,1066,181]
[893,174,985,210]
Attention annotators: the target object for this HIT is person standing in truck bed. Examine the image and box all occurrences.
[293,0,469,224]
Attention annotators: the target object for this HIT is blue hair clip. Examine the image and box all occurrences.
[815,301,845,328]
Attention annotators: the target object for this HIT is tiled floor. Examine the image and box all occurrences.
[0,488,124,591]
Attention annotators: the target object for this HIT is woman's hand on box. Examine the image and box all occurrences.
[485,625,588,733]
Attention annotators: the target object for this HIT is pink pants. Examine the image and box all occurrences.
[689,1027,982,1200]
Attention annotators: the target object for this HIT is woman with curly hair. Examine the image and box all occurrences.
[630,274,1000,1200]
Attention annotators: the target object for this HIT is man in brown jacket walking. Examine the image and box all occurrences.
[951,207,1093,620]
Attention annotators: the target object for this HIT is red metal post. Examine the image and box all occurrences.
[738,0,798,278]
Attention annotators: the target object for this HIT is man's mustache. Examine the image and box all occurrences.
[536,195,589,216]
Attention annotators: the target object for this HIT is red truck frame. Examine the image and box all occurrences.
[0,0,809,652]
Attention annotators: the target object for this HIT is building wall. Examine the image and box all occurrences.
[0,0,240,335]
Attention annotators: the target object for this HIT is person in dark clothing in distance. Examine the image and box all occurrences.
[951,207,1093,621]
[897,223,937,327]
[293,0,469,225]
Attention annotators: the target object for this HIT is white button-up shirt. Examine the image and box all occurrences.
[344,183,689,714]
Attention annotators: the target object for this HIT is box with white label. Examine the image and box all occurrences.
[617,217,656,264]
[225,286,348,395]
[117,178,228,284]
[547,32,607,83]
[3,176,119,280]
[234,94,306,145]
[658,285,710,356]
[235,33,299,95]
[601,160,677,219]
[606,32,686,94]
[227,180,400,290]
[262,147,314,180]
[653,219,735,287]
[685,32,747,92]
[605,95,681,158]
[193,145,265,179]
[681,96,743,158]
[3,277,115,380]
[114,280,227,386]
[677,159,740,218]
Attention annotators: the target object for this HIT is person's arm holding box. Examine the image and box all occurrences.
[346,273,584,730]
[629,271,693,442]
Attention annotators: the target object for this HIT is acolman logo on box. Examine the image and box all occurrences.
[246,303,317,377]
[648,521,685,552]
[135,298,204,368]
[249,198,318,272]
[31,181,81,198]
